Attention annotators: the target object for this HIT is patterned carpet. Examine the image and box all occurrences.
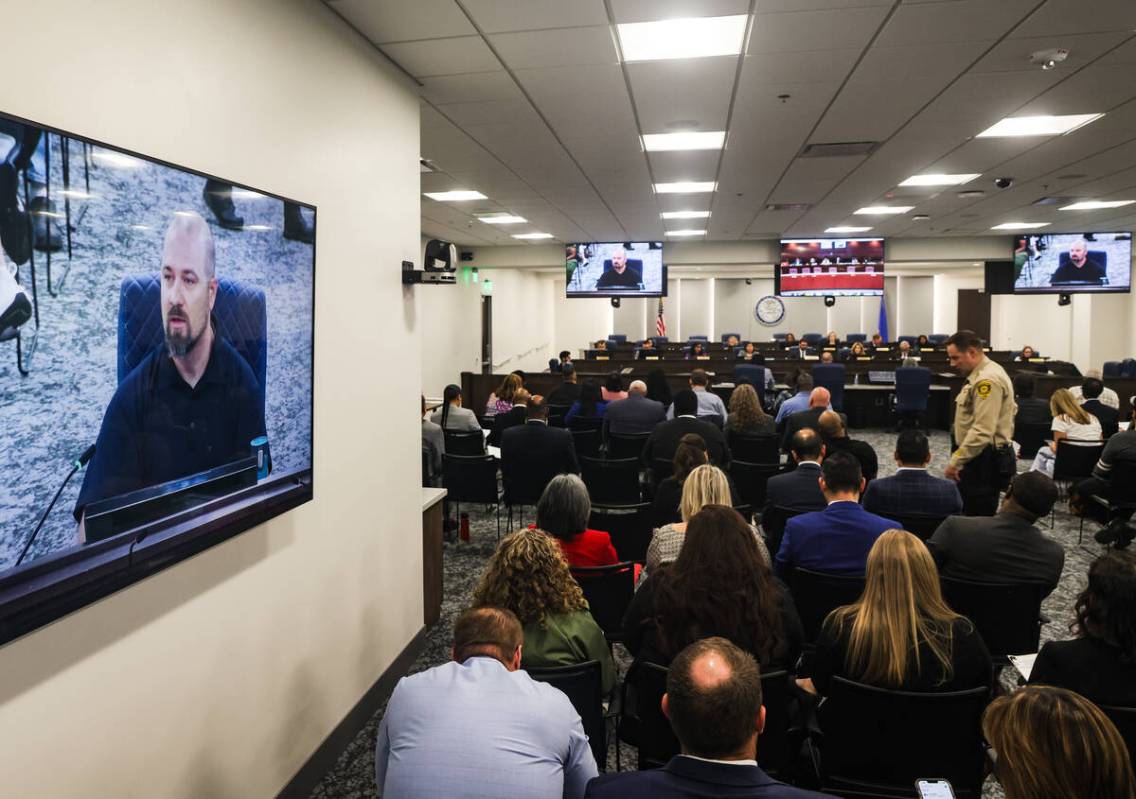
[310,427,1105,799]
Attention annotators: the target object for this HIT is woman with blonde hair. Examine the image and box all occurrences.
[725,383,775,436]
[800,530,991,695]
[643,464,769,584]
[472,527,614,692]
[1030,386,1101,477]
[982,685,1135,799]
[484,372,523,417]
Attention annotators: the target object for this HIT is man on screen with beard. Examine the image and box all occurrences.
[74,212,266,529]
[594,247,643,289]
[1050,239,1107,286]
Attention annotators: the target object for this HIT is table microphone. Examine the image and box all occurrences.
[16,444,95,567]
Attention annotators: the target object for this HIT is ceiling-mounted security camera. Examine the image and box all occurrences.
[745,278,752,285]
[994,177,1014,189]
[610,297,621,309]
[1031,48,1069,70]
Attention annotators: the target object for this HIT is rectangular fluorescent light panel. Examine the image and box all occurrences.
[512,232,554,240]
[898,173,981,187]
[825,226,872,233]
[1058,200,1136,211]
[990,222,1050,230]
[976,113,1103,138]
[666,229,706,237]
[655,181,716,194]
[423,190,487,202]
[617,15,748,62]
[478,213,527,224]
[854,206,914,215]
[661,210,711,219]
[642,131,726,152]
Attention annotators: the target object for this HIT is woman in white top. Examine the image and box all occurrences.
[1030,387,1101,478]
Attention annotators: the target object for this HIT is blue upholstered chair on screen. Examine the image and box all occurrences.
[720,332,741,343]
[1104,361,1122,378]
[894,367,932,428]
[845,333,868,344]
[927,334,949,345]
[610,334,627,344]
[117,274,268,418]
[811,363,845,412]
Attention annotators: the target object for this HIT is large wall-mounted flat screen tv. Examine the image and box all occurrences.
[0,109,314,643]
[777,238,885,297]
[566,241,666,297]
[1012,232,1131,294]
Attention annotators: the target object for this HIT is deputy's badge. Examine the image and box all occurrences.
[975,380,992,398]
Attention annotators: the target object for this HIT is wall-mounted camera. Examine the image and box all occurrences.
[1058,293,1071,306]
[610,297,621,308]
[824,295,836,307]
[993,177,1014,189]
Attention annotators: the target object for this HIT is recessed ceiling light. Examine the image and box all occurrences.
[854,206,914,215]
[976,113,1103,138]
[825,226,872,233]
[661,210,711,219]
[898,173,981,187]
[616,15,748,62]
[990,222,1050,230]
[512,232,555,240]
[423,190,488,202]
[666,229,707,237]
[477,213,527,224]
[654,181,716,194]
[642,131,726,152]
[1058,200,1136,211]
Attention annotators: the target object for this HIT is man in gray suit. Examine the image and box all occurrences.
[604,380,665,435]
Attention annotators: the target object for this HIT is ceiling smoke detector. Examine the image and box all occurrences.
[1030,48,1069,70]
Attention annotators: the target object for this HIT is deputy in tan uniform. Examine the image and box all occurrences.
[944,330,1017,515]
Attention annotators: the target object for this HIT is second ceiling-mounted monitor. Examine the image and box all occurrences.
[777,238,885,297]
[1012,232,1131,294]
[566,241,666,298]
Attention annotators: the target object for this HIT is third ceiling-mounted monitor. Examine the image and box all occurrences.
[565,241,666,297]
[777,238,885,297]
[1012,232,1132,294]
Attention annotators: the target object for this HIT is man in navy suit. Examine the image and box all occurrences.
[585,637,832,798]
[862,430,962,519]
[501,397,579,502]
[764,429,827,516]
[773,452,898,578]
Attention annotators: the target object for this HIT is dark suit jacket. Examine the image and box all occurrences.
[585,755,831,798]
[1014,397,1052,427]
[861,468,962,518]
[763,462,826,516]
[926,511,1065,597]
[644,416,730,466]
[605,393,666,435]
[487,405,526,447]
[547,381,582,406]
[1084,399,1120,439]
[1029,636,1136,707]
[823,435,878,481]
[781,407,825,452]
[773,501,898,578]
[500,421,579,497]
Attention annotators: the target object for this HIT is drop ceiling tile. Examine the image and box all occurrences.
[421,71,525,104]
[741,49,861,86]
[648,150,722,183]
[628,57,738,131]
[382,36,501,77]
[1012,0,1136,38]
[1016,63,1136,116]
[438,98,543,127]
[768,155,866,204]
[329,0,475,43]
[749,6,891,54]
[973,31,1131,74]
[753,0,891,10]
[490,26,618,69]
[461,0,609,32]
[874,0,1036,47]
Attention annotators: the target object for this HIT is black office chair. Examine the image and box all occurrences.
[571,428,603,459]
[441,454,501,539]
[1100,705,1136,771]
[618,660,677,769]
[581,456,641,505]
[548,404,572,427]
[817,677,990,798]
[1085,460,1136,544]
[1053,441,1105,492]
[443,430,485,456]
[503,468,555,529]
[726,430,780,464]
[650,457,674,486]
[1013,421,1050,460]
[788,568,866,644]
[527,660,608,770]
[589,503,653,564]
[939,576,1045,665]
[730,459,782,512]
[893,366,931,429]
[606,431,651,460]
[759,504,804,558]
[733,365,767,406]
[569,415,604,432]
[887,513,951,542]
[571,561,635,643]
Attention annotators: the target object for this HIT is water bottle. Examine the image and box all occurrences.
[460,512,470,542]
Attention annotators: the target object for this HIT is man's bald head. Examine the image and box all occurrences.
[818,409,844,439]
[809,386,831,409]
[791,428,824,463]
[160,211,217,358]
[163,211,215,279]
[664,637,763,759]
[629,380,647,396]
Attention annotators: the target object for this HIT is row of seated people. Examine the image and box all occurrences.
[374,483,1136,797]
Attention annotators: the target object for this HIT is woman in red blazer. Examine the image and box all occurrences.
[534,473,618,568]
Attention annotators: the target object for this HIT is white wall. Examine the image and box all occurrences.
[679,278,714,340]
[897,276,934,338]
[613,297,650,340]
[0,3,423,798]
[932,273,984,336]
[418,243,482,395]
[486,269,555,372]
[553,278,613,358]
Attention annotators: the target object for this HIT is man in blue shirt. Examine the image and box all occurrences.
[775,374,814,424]
[666,368,727,424]
[74,212,265,529]
[774,452,898,578]
[376,607,598,798]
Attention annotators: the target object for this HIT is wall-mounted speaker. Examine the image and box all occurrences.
[1058,293,1071,306]
[824,295,836,307]
[610,297,621,308]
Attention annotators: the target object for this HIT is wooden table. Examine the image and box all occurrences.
[421,487,446,627]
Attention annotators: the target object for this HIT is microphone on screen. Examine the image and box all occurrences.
[15,444,96,567]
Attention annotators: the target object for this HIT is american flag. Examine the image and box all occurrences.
[656,298,666,337]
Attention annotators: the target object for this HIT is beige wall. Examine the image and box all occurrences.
[0,2,423,798]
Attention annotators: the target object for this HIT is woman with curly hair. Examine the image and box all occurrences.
[622,505,802,670]
[472,527,615,693]
[1029,549,1136,705]
[725,383,775,436]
